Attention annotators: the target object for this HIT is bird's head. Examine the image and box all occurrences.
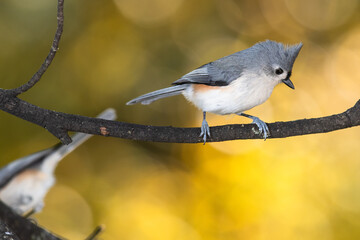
[251,40,303,89]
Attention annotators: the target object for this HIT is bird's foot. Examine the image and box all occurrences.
[251,116,269,140]
[199,119,211,144]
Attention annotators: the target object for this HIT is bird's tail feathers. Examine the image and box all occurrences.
[126,85,187,105]
[41,108,117,173]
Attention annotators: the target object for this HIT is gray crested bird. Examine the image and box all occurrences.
[127,40,302,143]
[0,108,117,215]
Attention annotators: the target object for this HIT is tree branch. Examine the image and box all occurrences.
[0,201,62,240]
[8,0,64,96]
[1,90,359,144]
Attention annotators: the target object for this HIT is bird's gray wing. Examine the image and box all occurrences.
[172,65,214,85]
[172,55,245,86]
[0,149,53,189]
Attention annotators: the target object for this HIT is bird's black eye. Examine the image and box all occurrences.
[275,68,284,75]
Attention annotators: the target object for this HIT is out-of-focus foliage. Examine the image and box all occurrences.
[1,0,360,239]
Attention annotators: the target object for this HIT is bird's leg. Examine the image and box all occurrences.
[238,113,269,140]
[23,209,36,218]
[85,225,105,240]
[23,201,43,218]
[199,111,211,144]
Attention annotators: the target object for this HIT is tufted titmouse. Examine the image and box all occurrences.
[0,108,117,215]
[127,40,302,143]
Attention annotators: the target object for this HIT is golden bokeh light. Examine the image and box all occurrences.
[285,0,358,30]
[8,0,53,11]
[35,184,93,239]
[258,0,306,41]
[216,0,273,37]
[104,195,201,240]
[114,0,184,25]
[326,27,360,103]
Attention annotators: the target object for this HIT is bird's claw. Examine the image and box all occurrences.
[200,119,211,144]
[251,117,269,140]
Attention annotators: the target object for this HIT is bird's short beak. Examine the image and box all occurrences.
[282,78,295,89]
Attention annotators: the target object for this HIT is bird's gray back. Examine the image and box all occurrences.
[172,40,302,87]
[172,53,247,86]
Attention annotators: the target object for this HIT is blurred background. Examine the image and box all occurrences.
[0,0,360,239]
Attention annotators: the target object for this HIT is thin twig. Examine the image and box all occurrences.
[85,225,105,240]
[8,0,64,96]
[23,208,36,219]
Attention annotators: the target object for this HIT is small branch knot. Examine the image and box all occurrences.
[47,127,72,145]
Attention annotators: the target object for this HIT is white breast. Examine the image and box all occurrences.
[0,168,54,214]
[182,74,276,115]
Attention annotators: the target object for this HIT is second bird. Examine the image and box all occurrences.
[127,40,303,143]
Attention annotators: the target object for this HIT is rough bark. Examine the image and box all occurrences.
[1,90,360,144]
[0,202,61,240]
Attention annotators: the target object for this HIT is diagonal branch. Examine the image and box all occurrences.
[1,90,359,144]
[8,0,64,96]
[0,201,62,240]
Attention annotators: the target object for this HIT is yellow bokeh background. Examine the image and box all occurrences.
[1,0,360,239]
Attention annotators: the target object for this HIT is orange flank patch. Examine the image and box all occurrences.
[14,169,47,182]
[193,84,225,93]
